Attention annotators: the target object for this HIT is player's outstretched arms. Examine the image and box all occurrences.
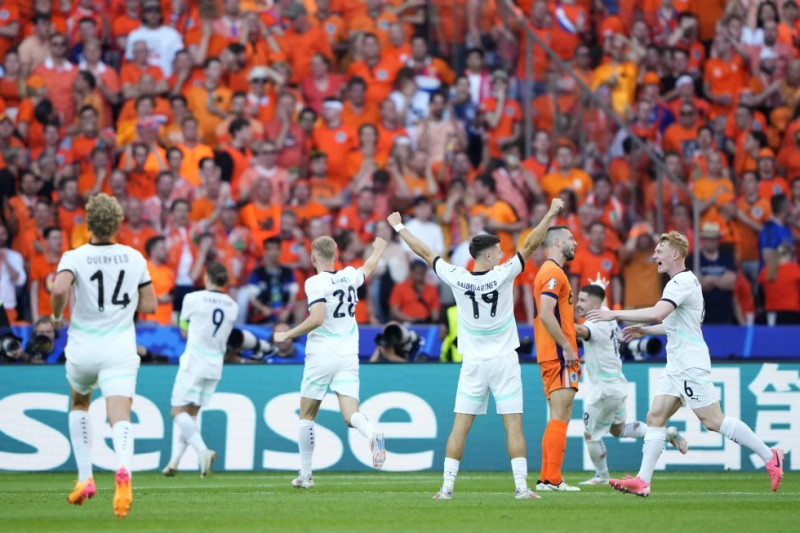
[586,300,675,324]
[274,301,325,343]
[388,212,437,266]
[518,198,564,261]
[137,283,158,314]
[359,237,388,280]
[621,324,666,342]
[50,271,75,328]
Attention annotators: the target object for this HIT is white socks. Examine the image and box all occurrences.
[637,426,666,483]
[620,421,647,439]
[69,410,93,482]
[586,439,609,479]
[298,420,315,477]
[510,457,528,491]
[349,412,376,440]
[174,412,207,460]
[111,420,134,473]
[442,457,460,493]
[720,416,773,463]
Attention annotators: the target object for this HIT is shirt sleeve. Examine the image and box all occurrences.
[57,250,77,276]
[179,293,194,323]
[495,252,525,285]
[344,266,366,289]
[138,254,152,286]
[537,266,566,301]
[433,257,460,288]
[661,274,694,309]
[304,276,326,308]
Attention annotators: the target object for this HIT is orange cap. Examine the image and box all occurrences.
[556,137,576,152]
[757,147,776,159]
[642,72,660,86]
[26,74,46,90]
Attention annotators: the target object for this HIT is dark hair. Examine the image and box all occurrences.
[468,233,501,259]
[263,236,282,249]
[227,43,246,55]
[198,157,215,169]
[205,261,230,287]
[169,94,187,106]
[588,220,607,233]
[166,147,182,159]
[476,174,496,193]
[79,105,98,117]
[172,199,190,212]
[78,71,96,90]
[543,225,569,247]
[771,193,789,214]
[43,226,61,240]
[33,12,51,24]
[229,117,251,136]
[593,174,611,186]
[145,236,165,257]
[580,284,606,301]
[347,76,367,89]
[203,57,221,69]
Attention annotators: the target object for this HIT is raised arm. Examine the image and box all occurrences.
[358,237,388,280]
[518,198,563,261]
[388,212,437,266]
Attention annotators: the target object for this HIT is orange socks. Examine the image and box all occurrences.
[540,420,568,485]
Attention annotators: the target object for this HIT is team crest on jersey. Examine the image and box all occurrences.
[325,23,336,34]
[377,69,388,80]
[505,105,515,116]
[547,277,557,289]
[378,20,389,30]
[335,131,347,143]
[570,371,578,382]
[753,207,763,217]
[602,259,611,270]
[0,9,8,20]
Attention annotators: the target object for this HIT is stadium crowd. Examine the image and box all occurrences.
[1,0,800,341]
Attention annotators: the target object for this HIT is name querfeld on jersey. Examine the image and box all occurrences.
[85,254,132,265]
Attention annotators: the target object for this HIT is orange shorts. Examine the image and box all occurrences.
[539,359,581,399]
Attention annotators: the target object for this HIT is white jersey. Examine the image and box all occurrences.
[434,253,523,360]
[304,267,366,356]
[660,270,711,373]
[57,243,150,358]
[179,290,238,380]
[582,308,626,385]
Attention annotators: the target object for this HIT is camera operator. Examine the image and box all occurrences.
[24,316,60,363]
[0,303,27,364]
[369,321,422,363]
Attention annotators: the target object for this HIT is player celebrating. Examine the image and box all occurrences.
[533,225,581,491]
[587,231,784,496]
[389,199,564,500]
[575,281,687,486]
[274,235,388,489]
[51,194,157,518]
[163,262,237,478]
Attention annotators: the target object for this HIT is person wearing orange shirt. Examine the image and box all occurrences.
[389,259,441,323]
[176,116,214,187]
[0,0,20,67]
[140,236,176,325]
[341,76,381,130]
[20,200,66,263]
[347,0,398,47]
[757,148,791,200]
[662,101,700,162]
[335,188,382,244]
[8,171,43,255]
[758,244,800,325]
[216,118,254,194]
[214,92,265,145]
[279,3,334,85]
[407,35,456,87]
[469,174,523,258]
[121,40,169,100]
[568,221,622,308]
[533,225,580,491]
[541,142,594,202]
[33,33,79,126]
[56,178,86,245]
[591,33,638,117]
[735,171,772,281]
[237,140,289,206]
[239,177,283,245]
[29,226,64,323]
[479,70,521,163]
[312,97,358,190]
[346,32,402,107]
[549,0,589,61]
[288,179,330,230]
[117,197,157,257]
[311,0,348,50]
[264,91,307,171]
[375,98,408,161]
[186,57,232,147]
[693,150,735,226]
[703,35,744,119]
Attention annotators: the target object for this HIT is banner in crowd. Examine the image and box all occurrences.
[0,364,797,473]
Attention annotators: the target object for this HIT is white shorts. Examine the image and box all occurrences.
[655,368,718,409]
[66,355,140,397]
[170,367,219,408]
[454,352,523,415]
[583,383,628,440]
[301,354,360,401]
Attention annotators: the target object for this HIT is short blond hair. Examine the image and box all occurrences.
[86,193,124,241]
[311,236,337,262]
[658,231,689,259]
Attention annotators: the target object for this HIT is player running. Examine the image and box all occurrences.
[587,231,784,496]
[533,225,581,492]
[51,194,157,518]
[274,235,387,489]
[163,262,237,478]
[575,281,687,486]
[389,199,564,500]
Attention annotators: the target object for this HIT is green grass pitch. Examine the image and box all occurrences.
[0,471,796,532]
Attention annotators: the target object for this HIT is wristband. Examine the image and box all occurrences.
[393,223,405,232]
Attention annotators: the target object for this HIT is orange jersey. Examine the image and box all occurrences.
[533,259,577,363]
[141,260,175,325]
[29,253,62,319]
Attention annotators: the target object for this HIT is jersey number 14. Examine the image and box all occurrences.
[89,270,131,311]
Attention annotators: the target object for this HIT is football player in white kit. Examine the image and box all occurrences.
[587,231,784,496]
[51,194,157,518]
[273,235,387,489]
[575,282,687,486]
[388,198,564,500]
[163,262,237,478]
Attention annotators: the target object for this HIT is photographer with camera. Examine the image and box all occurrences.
[0,301,27,364]
[24,316,61,364]
[574,280,686,486]
[369,321,422,363]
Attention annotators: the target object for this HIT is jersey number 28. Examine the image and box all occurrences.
[89,270,131,312]
[333,286,357,318]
